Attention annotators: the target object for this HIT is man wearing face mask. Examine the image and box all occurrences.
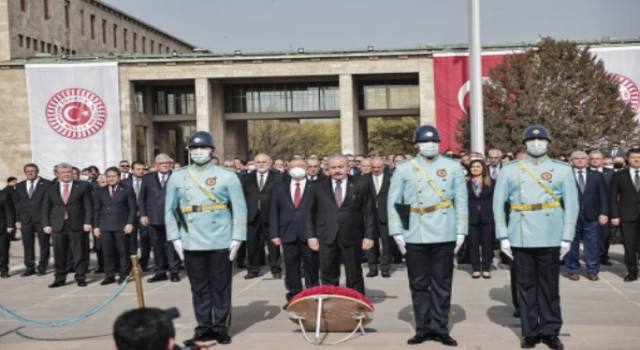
[388,125,468,346]
[493,126,579,350]
[165,131,247,346]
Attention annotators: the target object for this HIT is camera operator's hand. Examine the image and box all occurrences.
[193,340,217,349]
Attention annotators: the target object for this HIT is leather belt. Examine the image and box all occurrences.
[181,204,228,214]
[410,201,453,214]
[510,201,560,211]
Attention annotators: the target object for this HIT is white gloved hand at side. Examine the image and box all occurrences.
[500,239,513,260]
[560,241,571,261]
[393,235,407,256]
[454,235,466,254]
[172,240,184,261]
[229,240,243,261]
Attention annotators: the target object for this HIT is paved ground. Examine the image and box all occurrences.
[1,239,640,350]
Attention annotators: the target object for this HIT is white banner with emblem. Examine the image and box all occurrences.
[26,62,123,180]
[591,46,640,121]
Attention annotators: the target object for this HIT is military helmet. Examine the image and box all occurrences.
[188,131,215,148]
[522,125,551,144]
[413,125,441,143]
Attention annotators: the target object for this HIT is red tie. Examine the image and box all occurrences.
[122,174,126,180]
[293,183,301,208]
[62,183,70,220]
[111,186,116,198]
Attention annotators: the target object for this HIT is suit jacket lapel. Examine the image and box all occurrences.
[342,177,356,208]
[262,172,276,192]
[324,179,338,208]
[284,181,295,208]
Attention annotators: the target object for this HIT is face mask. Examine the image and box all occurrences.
[190,149,211,165]
[418,142,440,158]
[526,140,548,157]
[289,167,306,179]
[614,162,624,169]
[80,175,89,181]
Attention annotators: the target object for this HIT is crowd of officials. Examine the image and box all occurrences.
[1,128,639,349]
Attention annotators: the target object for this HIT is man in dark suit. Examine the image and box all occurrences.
[15,164,51,276]
[606,142,627,159]
[94,167,137,285]
[119,160,132,181]
[610,148,640,282]
[589,150,615,266]
[364,157,393,278]
[0,186,16,278]
[305,154,377,295]
[42,163,93,287]
[270,159,319,308]
[306,158,325,182]
[346,155,362,176]
[566,151,609,281]
[4,177,18,241]
[486,149,503,180]
[122,161,151,271]
[141,154,183,283]
[241,154,284,279]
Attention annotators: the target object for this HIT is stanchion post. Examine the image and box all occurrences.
[130,255,146,308]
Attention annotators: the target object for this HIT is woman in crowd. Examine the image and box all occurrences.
[466,159,495,279]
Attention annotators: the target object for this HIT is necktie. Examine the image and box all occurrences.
[578,171,585,194]
[259,174,265,191]
[160,175,166,188]
[613,149,617,157]
[334,180,343,207]
[62,183,70,220]
[491,167,497,179]
[122,174,125,180]
[635,171,640,192]
[28,181,35,199]
[111,186,116,198]
[134,179,141,197]
[374,175,381,195]
[293,183,301,208]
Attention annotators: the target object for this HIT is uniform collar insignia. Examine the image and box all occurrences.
[525,154,549,165]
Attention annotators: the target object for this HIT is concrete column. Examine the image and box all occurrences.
[119,79,135,162]
[419,60,437,126]
[224,121,248,161]
[339,74,365,155]
[195,78,226,158]
[0,0,10,61]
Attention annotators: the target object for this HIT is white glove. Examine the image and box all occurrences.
[500,239,513,260]
[172,240,184,261]
[453,235,466,254]
[560,241,571,261]
[393,235,407,256]
[229,240,243,261]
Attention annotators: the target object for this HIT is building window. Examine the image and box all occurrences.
[47,43,52,53]
[136,126,148,163]
[134,89,145,113]
[65,4,70,29]
[53,45,58,55]
[40,41,45,52]
[142,36,146,54]
[26,37,30,49]
[80,10,84,35]
[33,38,38,51]
[153,86,196,115]
[159,43,162,54]
[102,20,107,44]
[21,0,27,12]
[133,33,137,53]
[123,29,128,51]
[166,47,170,54]
[71,50,76,55]
[91,15,96,39]
[358,79,420,110]
[224,82,340,113]
[44,0,50,20]
[18,35,24,47]
[150,40,154,54]
[113,24,117,48]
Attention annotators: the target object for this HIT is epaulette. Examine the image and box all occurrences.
[396,158,411,165]
[550,159,572,167]
[173,166,187,173]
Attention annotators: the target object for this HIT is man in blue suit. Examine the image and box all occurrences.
[566,151,609,281]
[140,154,183,283]
[122,161,151,271]
[588,150,615,266]
[270,158,319,309]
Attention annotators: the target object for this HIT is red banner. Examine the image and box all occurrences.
[433,53,508,151]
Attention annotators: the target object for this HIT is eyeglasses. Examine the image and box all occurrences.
[120,165,130,168]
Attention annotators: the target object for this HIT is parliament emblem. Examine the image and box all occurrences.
[45,88,107,139]
[437,169,447,177]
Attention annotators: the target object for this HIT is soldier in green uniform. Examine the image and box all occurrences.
[388,125,468,346]
[165,131,247,346]
[493,126,579,350]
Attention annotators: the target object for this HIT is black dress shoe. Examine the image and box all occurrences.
[433,334,458,346]
[37,270,47,276]
[216,331,232,344]
[244,273,259,280]
[541,335,563,350]
[601,259,612,266]
[21,270,36,277]
[381,271,391,278]
[521,336,540,348]
[273,273,282,279]
[183,332,218,347]
[117,278,126,285]
[513,309,521,318]
[1,273,9,279]
[407,334,426,345]
[100,278,116,285]
[367,270,379,278]
[94,268,105,274]
[237,262,247,269]
[623,274,638,282]
[77,280,88,287]
[147,274,168,283]
[170,274,181,282]
[140,265,150,272]
[49,281,65,288]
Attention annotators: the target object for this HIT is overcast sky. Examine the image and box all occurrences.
[105,0,640,53]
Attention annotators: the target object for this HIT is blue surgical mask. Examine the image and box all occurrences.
[526,140,549,157]
[190,149,211,164]
[418,142,440,158]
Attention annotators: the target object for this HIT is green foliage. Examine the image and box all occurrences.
[456,37,638,155]
[367,117,420,155]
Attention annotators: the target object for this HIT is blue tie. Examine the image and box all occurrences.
[578,171,585,194]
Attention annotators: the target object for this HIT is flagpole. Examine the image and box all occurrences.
[468,0,485,153]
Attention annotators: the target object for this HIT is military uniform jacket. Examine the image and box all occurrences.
[388,155,469,244]
[165,162,247,251]
[493,155,579,248]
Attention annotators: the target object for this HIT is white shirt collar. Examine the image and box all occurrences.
[630,167,640,177]
[158,172,169,181]
[257,170,269,180]
[59,180,73,190]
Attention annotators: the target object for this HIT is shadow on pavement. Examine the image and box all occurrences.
[229,300,281,336]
